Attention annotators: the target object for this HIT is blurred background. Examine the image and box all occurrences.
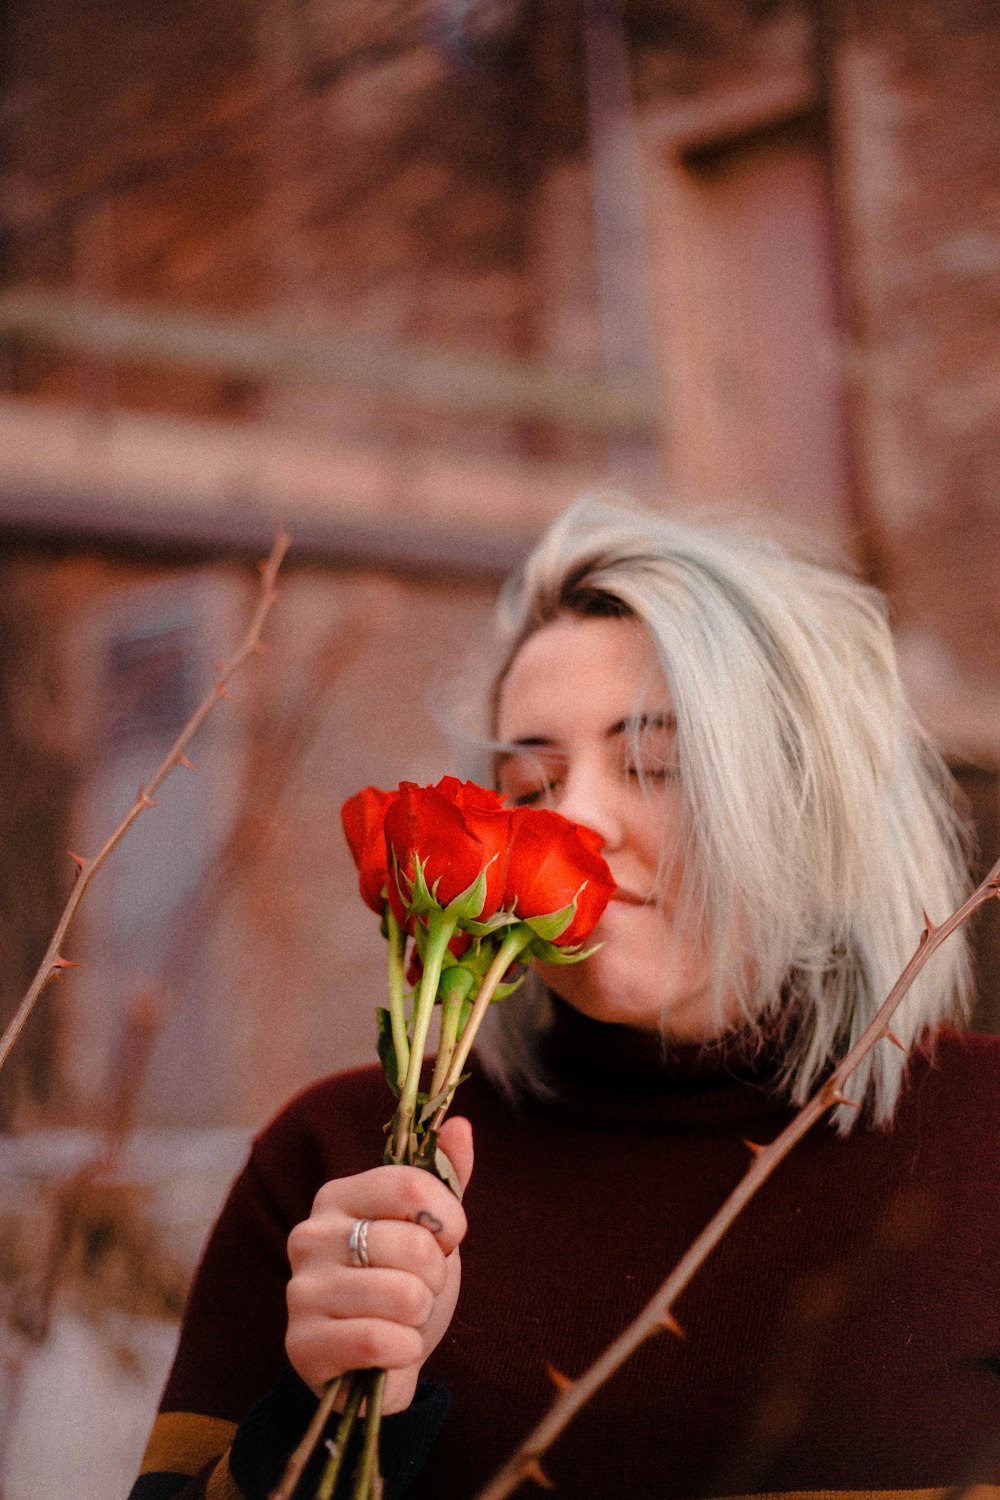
[0,1,997,1494]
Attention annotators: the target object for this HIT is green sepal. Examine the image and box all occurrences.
[408,855,440,917]
[442,865,490,924]
[395,855,493,926]
[522,899,577,943]
[492,971,526,1000]
[375,1008,401,1097]
[527,936,603,965]
[462,909,519,938]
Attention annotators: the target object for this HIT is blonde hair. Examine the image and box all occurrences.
[471,495,972,1131]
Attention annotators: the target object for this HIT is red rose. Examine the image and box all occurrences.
[341,785,396,914]
[383,777,513,928]
[433,777,513,906]
[503,807,615,945]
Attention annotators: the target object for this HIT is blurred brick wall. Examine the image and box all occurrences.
[2,0,551,457]
[832,0,1000,701]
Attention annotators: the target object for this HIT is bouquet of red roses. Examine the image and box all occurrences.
[277,776,614,1500]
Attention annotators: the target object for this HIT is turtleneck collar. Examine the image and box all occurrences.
[531,994,798,1131]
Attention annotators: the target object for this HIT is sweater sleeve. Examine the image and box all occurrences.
[128,1076,451,1500]
[128,1371,450,1500]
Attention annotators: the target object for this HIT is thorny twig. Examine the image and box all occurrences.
[0,532,290,1078]
[474,854,1000,1499]
[1,574,372,1486]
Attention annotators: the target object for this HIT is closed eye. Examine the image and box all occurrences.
[508,778,561,808]
[626,765,677,783]
[497,744,566,808]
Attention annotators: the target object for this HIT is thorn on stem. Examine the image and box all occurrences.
[919,909,936,944]
[179,753,196,771]
[658,1310,685,1338]
[51,956,80,972]
[884,1029,905,1051]
[742,1138,765,1156]
[68,851,86,869]
[544,1363,573,1393]
[522,1459,554,1490]
[830,1087,860,1109]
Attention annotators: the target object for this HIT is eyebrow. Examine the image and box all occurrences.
[496,714,676,767]
[608,713,675,738]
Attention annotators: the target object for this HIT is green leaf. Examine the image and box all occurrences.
[417,1071,472,1128]
[375,1007,401,1097]
[418,1085,453,1127]
[433,1145,463,1201]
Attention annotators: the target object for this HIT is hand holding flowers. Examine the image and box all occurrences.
[276,776,613,1500]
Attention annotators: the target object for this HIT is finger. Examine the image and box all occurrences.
[347,1219,449,1292]
[287,1315,425,1387]
[313,1167,467,1253]
[290,1266,435,1328]
[436,1116,474,1197]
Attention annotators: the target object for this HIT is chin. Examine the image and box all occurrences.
[537,965,665,1033]
[537,961,722,1039]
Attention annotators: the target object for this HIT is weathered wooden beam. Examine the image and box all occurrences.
[0,289,658,435]
[0,482,534,582]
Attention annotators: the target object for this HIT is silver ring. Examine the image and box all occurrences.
[348,1217,372,1268]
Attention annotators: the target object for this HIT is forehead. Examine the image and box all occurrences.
[497,614,669,737]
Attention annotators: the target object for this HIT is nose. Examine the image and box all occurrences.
[552,761,624,852]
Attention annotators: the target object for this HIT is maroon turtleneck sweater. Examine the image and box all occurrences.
[132,1007,1000,1499]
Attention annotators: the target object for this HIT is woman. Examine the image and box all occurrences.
[131,497,1000,1500]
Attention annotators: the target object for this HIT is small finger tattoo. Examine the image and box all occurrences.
[415,1210,444,1234]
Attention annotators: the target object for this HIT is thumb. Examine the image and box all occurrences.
[436,1115,474,1198]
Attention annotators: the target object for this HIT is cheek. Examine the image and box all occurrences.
[634,805,683,888]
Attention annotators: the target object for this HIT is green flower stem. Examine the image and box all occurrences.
[391,909,459,1163]
[315,1375,364,1500]
[384,909,410,1090]
[429,928,532,1133]
[270,1376,344,1500]
[351,1370,387,1499]
[427,977,465,1104]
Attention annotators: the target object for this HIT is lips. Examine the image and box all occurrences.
[609,887,653,907]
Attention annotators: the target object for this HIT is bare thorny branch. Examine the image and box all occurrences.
[0,531,290,1079]
[474,855,1000,1500]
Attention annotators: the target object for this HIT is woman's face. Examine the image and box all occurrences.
[496,613,733,1038]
